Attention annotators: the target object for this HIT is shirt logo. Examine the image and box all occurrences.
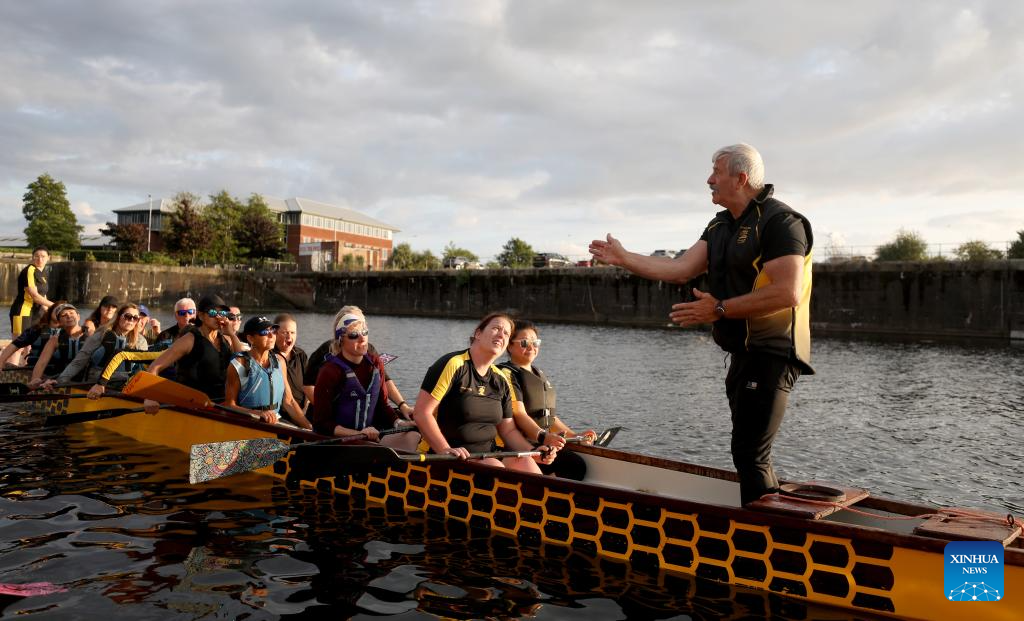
[477,386,486,395]
[736,226,751,245]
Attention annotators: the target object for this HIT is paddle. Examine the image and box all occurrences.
[188,426,416,483]
[122,371,262,421]
[563,426,622,447]
[0,392,94,404]
[0,381,95,398]
[43,403,173,427]
[192,442,544,487]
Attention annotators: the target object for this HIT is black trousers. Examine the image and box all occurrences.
[725,351,801,506]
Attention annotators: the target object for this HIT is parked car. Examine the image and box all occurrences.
[443,256,474,269]
[533,253,572,268]
[650,249,678,258]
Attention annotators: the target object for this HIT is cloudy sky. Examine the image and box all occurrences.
[2,1,1021,261]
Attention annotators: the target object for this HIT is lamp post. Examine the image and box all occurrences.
[147,194,153,253]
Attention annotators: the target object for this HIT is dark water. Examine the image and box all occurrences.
[1,313,1021,619]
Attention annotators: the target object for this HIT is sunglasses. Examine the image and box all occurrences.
[206,309,229,318]
[345,329,369,340]
[176,309,196,316]
[226,313,241,321]
[121,313,141,321]
[516,338,542,348]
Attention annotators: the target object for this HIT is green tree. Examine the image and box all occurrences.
[204,190,244,264]
[953,240,1003,262]
[163,192,211,264]
[1008,230,1024,259]
[415,249,442,270]
[338,253,366,270]
[442,241,479,263]
[100,221,148,259]
[875,229,928,261]
[236,194,286,262]
[496,237,534,268]
[387,243,416,269]
[22,173,83,251]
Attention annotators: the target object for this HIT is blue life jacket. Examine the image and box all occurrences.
[326,354,381,431]
[230,352,285,412]
[51,331,84,376]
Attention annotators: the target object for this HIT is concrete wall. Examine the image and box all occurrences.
[3,258,1022,342]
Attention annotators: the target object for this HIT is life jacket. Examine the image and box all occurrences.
[25,328,58,367]
[176,327,233,400]
[326,354,383,431]
[90,330,147,376]
[501,362,557,428]
[230,352,284,412]
[51,330,85,376]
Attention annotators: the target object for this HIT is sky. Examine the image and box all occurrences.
[2,1,1022,262]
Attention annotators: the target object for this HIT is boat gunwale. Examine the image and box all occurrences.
[53,391,1024,562]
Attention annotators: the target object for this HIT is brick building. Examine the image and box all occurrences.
[113,196,398,269]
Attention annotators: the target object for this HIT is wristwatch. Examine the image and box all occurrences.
[714,300,727,319]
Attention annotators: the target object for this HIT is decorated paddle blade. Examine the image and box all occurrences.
[377,352,398,365]
[123,371,213,409]
[189,437,291,484]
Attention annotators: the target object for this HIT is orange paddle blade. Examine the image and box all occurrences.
[122,371,214,410]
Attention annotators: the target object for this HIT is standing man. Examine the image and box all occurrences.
[589,144,813,507]
[9,246,53,347]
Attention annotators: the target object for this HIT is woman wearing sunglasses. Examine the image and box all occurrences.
[28,303,86,386]
[223,316,310,428]
[500,320,596,480]
[41,302,149,394]
[144,294,245,412]
[310,312,419,450]
[411,313,556,472]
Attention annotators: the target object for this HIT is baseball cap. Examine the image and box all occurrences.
[243,315,278,335]
[197,294,229,313]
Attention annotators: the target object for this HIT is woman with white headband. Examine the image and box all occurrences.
[309,310,419,451]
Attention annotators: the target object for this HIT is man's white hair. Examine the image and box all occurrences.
[174,297,196,310]
[712,143,765,190]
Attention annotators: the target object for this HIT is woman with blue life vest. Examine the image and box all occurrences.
[40,302,149,396]
[223,316,311,428]
[412,313,557,472]
[310,312,419,451]
[28,303,86,385]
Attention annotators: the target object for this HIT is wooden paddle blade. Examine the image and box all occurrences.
[189,437,292,484]
[44,406,148,427]
[123,371,213,410]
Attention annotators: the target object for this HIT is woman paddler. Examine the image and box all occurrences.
[310,312,419,451]
[411,312,557,472]
[500,319,595,480]
[27,303,86,386]
[143,294,244,413]
[39,302,149,397]
[223,315,311,428]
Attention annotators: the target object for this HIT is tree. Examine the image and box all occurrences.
[339,253,366,270]
[387,243,416,269]
[415,249,442,270]
[236,194,286,262]
[442,241,478,263]
[496,237,534,268]
[205,190,244,264]
[163,192,211,264]
[875,229,928,262]
[22,173,83,251]
[1009,230,1024,260]
[100,222,148,259]
[953,240,1003,262]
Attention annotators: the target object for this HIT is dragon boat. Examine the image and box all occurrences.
[28,383,1024,621]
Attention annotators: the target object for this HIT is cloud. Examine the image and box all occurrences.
[0,1,1021,259]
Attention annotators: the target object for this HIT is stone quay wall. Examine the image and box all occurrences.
[2,258,1022,342]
